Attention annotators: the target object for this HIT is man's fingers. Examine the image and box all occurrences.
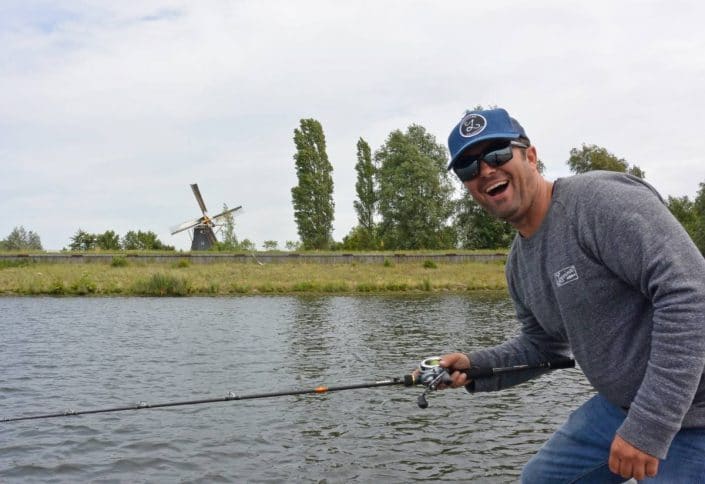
[609,435,660,480]
[630,462,645,481]
[435,370,467,389]
[449,370,467,388]
[619,460,634,480]
[608,453,620,475]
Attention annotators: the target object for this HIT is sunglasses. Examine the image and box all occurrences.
[453,140,528,182]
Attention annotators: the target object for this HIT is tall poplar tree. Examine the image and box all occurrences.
[291,118,335,250]
[352,137,377,248]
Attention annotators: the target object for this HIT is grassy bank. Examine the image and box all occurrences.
[0,257,507,296]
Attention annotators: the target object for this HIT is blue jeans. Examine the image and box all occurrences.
[521,394,705,483]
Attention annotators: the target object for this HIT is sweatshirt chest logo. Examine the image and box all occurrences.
[554,265,579,287]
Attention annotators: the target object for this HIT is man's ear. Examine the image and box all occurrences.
[526,145,539,170]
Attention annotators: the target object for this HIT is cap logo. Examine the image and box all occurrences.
[459,114,486,138]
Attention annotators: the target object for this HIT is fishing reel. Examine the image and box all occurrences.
[415,356,452,409]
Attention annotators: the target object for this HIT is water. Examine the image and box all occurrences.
[0,295,593,483]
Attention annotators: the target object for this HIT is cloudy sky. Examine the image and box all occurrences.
[2,1,704,251]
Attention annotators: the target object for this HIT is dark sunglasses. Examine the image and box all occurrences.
[453,140,529,182]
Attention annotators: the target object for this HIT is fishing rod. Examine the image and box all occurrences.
[1,357,575,423]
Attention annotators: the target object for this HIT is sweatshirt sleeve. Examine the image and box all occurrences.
[578,174,705,458]
[469,262,572,392]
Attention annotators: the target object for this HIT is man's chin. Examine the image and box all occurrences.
[480,202,516,222]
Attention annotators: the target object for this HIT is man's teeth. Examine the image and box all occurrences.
[486,181,508,194]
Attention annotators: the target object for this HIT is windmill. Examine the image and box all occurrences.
[171,183,242,251]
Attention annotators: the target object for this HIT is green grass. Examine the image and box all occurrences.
[0,255,508,296]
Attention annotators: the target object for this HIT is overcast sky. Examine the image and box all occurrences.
[2,1,704,251]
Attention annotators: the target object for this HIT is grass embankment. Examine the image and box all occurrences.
[0,257,507,296]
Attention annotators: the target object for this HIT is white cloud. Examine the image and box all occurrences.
[1,0,704,250]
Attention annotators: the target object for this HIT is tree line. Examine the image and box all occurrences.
[291,118,705,255]
[3,119,703,255]
[65,229,175,251]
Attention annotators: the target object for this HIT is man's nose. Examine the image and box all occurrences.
[477,160,496,177]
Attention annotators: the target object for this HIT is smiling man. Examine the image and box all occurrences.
[438,108,705,482]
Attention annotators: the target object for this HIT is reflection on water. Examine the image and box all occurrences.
[0,295,593,483]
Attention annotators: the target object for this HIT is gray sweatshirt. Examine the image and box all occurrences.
[468,171,705,459]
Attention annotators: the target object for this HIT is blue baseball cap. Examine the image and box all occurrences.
[447,108,529,170]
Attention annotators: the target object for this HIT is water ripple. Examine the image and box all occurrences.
[0,295,593,483]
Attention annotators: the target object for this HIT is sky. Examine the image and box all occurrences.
[2,0,704,251]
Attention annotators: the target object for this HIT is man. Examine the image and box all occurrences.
[440,108,705,482]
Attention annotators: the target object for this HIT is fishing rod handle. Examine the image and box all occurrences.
[463,357,576,379]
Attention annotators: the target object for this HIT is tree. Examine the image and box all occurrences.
[536,157,547,175]
[341,225,380,250]
[667,196,698,236]
[291,118,335,250]
[375,125,455,249]
[121,230,174,251]
[285,240,300,251]
[352,137,378,249]
[95,230,121,250]
[219,203,238,250]
[238,238,256,251]
[567,144,645,178]
[1,226,43,250]
[68,228,96,251]
[693,183,705,255]
[455,194,515,249]
[262,240,278,251]
[666,183,705,256]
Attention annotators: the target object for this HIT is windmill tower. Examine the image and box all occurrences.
[171,183,242,251]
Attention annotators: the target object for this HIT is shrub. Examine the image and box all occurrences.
[292,281,317,292]
[356,282,377,292]
[420,278,432,291]
[132,273,190,296]
[70,272,97,295]
[49,278,66,295]
[111,256,128,267]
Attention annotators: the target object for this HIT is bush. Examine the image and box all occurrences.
[132,273,190,296]
[49,278,66,295]
[423,260,437,269]
[70,272,97,295]
[111,256,128,267]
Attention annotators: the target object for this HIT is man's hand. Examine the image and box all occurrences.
[608,434,659,480]
[439,353,471,388]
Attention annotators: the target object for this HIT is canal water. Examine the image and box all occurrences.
[0,295,593,483]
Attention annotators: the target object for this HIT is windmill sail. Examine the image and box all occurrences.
[171,184,241,250]
[191,184,208,214]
